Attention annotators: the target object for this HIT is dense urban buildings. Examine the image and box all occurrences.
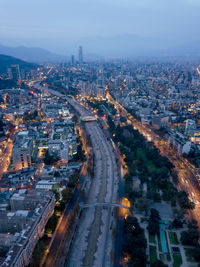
[1,0,200,266]
[0,55,200,266]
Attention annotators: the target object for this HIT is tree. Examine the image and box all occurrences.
[135,198,149,215]
[73,143,86,162]
[68,173,80,188]
[123,216,147,266]
[150,209,160,221]
[188,219,198,230]
[53,190,60,202]
[129,165,137,176]
[151,260,168,267]
[61,188,73,203]
[45,214,58,234]
[0,246,9,257]
[129,190,142,201]
[107,115,116,133]
[192,246,200,261]
[43,149,60,165]
[177,191,195,210]
[148,220,160,236]
[181,227,199,246]
[148,209,160,235]
[171,170,179,184]
[124,173,132,182]
[172,218,183,228]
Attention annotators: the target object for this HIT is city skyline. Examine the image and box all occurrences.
[0,0,200,56]
[0,1,200,266]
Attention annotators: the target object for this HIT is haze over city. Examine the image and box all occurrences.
[1,0,200,57]
[1,1,200,267]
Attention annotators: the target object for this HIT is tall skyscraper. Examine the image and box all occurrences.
[79,46,83,64]
[71,55,75,66]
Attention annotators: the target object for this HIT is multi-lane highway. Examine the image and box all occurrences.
[32,83,120,267]
[66,99,119,267]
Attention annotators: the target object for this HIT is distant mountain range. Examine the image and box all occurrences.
[0,54,39,74]
[0,44,64,63]
[1,39,200,63]
[78,34,200,58]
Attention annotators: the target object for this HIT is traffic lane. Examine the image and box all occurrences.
[43,178,84,267]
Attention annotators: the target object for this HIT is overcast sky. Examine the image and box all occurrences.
[0,0,200,56]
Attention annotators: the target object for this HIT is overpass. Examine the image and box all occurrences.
[81,116,97,122]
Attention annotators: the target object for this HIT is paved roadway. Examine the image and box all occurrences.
[0,127,17,180]
[43,182,83,267]
[0,139,13,179]
[31,83,120,267]
[67,101,119,267]
[130,117,200,225]
[30,82,64,97]
[108,92,200,227]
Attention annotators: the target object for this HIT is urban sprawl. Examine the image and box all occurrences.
[0,49,200,266]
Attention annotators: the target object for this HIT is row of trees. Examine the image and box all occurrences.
[73,143,86,162]
[107,116,195,213]
[105,112,197,264]
[148,209,160,236]
[180,220,200,262]
[123,216,147,266]
[122,215,168,267]
[85,99,117,116]
[29,172,80,266]
[181,220,199,247]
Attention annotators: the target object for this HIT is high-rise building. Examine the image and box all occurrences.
[79,46,83,64]
[8,65,21,81]
[71,55,75,66]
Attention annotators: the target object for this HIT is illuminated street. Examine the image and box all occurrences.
[0,134,15,180]
[2,2,200,266]
[107,91,200,227]
[0,140,13,179]
[31,85,122,267]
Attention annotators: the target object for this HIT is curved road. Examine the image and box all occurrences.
[66,102,119,267]
[31,83,120,267]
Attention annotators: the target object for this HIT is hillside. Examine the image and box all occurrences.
[0,54,39,74]
[0,44,64,63]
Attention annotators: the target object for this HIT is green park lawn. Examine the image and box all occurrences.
[149,245,157,264]
[149,233,156,243]
[157,233,162,252]
[136,148,158,174]
[184,248,196,262]
[173,253,183,267]
[168,231,179,245]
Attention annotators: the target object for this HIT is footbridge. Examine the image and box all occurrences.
[79,202,130,210]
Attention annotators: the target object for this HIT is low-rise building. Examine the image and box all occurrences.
[11,131,33,171]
